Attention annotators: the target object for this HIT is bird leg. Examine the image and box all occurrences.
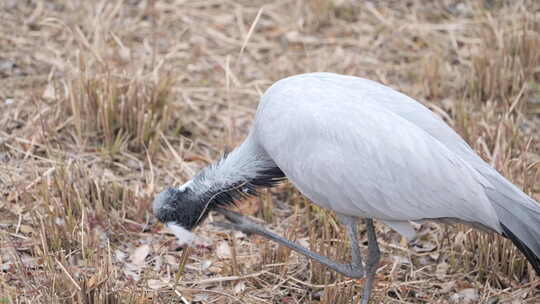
[360,218,380,304]
[336,214,365,276]
[337,215,382,304]
[213,207,365,279]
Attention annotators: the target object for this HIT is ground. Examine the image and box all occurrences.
[1,0,540,303]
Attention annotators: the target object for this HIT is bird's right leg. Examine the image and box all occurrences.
[360,218,380,304]
[213,207,365,278]
[336,214,365,277]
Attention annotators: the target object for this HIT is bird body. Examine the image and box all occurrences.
[252,73,499,233]
[252,73,540,255]
[153,73,540,303]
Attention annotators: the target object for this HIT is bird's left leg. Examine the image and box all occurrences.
[213,207,365,278]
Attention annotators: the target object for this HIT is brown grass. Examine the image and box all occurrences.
[1,0,540,303]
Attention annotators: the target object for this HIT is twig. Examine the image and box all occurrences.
[181,270,266,285]
[55,258,81,291]
[239,6,264,58]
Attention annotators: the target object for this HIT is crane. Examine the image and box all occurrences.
[152,73,540,303]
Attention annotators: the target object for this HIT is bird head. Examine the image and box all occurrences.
[152,183,215,245]
[152,185,209,232]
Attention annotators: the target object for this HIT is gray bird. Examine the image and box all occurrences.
[153,73,540,303]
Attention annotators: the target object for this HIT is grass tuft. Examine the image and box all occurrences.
[61,62,180,156]
[1,0,539,303]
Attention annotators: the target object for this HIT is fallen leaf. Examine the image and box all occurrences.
[1,261,13,271]
[453,231,466,247]
[201,259,212,271]
[392,255,411,266]
[412,241,436,253]
[118,46,131,62]
[20,255,38,268]
[131,244,151,266]
[87,274,99,289]
[450,288,478,304]
[123,263,141,281]
[193,293,209,302]
[153,255,162,272]
[19,225,35,234]
[0,58,15,73]
[42,83,56,100]
[216,241,231,259]
[233,231,247,239]
[439,281,456,293]
[115,249,127,262]
[165,254,178,267]
[298,238,310,248]
[193,236,212,248]
[233,280,246,294]
[148,279,169,290]
[436,262,449,280]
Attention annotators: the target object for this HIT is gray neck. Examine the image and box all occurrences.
[187,136,285,207]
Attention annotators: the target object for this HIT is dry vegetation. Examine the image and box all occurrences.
[1,0,540,303]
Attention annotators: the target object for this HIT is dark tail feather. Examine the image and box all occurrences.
[484,174,540,276]
[501,223,540,276]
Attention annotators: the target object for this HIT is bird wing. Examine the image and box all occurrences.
[253,74,501,232]
[306,73,490,171]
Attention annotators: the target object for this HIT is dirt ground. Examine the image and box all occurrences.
[1,0,540,303]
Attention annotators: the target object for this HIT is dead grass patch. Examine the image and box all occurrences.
[1,0,539,303]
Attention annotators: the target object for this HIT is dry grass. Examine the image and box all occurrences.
[1,0,540,303]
